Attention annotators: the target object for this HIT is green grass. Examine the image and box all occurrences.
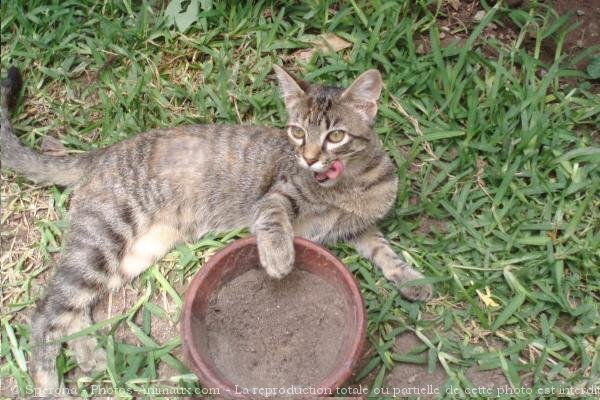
[1,1,599,399]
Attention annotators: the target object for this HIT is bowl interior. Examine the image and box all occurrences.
[182,237,366,396]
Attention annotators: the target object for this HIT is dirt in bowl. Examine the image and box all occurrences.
[204,267,348,390]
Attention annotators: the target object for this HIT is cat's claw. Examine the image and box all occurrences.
[257,233,295,279]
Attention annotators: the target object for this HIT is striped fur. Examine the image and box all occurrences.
[1,66,432,396]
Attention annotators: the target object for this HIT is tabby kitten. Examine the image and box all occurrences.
[1,65,432,395]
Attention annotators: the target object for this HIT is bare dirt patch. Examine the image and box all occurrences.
[0,173,56,398]
[416,216,450,236]
[421,1,598,91]
[0,173,56,319]
[382,331,524,399]
[416,1,522,57]
[549,0,599,69]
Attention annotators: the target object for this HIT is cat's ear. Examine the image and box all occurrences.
[341,69,383,123]
[273,64,307,113]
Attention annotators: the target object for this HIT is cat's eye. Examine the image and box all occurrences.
[289,127,305,140]
[327,130,346,143]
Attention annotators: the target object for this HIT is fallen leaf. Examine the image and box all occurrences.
[448,0,461,11]
[473,10,486,22]
[476,287,500,308]
[293,33,351,61]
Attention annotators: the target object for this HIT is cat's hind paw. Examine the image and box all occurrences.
[73,337,107,373]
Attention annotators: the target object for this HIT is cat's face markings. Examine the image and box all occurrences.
[274,65,383,187]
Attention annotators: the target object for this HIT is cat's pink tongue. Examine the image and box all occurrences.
[315,160,344,181]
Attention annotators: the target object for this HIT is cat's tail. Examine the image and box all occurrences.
[1,67,86,186]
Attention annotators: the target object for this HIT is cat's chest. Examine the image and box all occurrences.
[292,202,380,244]
[293,207,339,242]
[285,176,397,243]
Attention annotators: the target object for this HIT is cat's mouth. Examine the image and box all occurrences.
[313,160,344,183]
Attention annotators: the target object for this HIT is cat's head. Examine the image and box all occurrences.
[274,65,383,187]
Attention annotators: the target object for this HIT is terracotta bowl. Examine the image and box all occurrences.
[181,236,367,397]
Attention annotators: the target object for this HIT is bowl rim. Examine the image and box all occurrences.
[181,236,367,397]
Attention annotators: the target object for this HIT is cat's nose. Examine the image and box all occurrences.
[303,144,320,166]
[304,157,318,166]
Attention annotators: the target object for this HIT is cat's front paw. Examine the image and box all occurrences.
[388,267,433,302]
[257,233,295,279]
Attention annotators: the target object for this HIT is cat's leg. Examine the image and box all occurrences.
[69,308,107,372]
[252,191,296,278]
[349,227,433,301]
[30,252,109,396]
[29,202,127,395]
[30,201,181,395]
[67,222,181,373]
